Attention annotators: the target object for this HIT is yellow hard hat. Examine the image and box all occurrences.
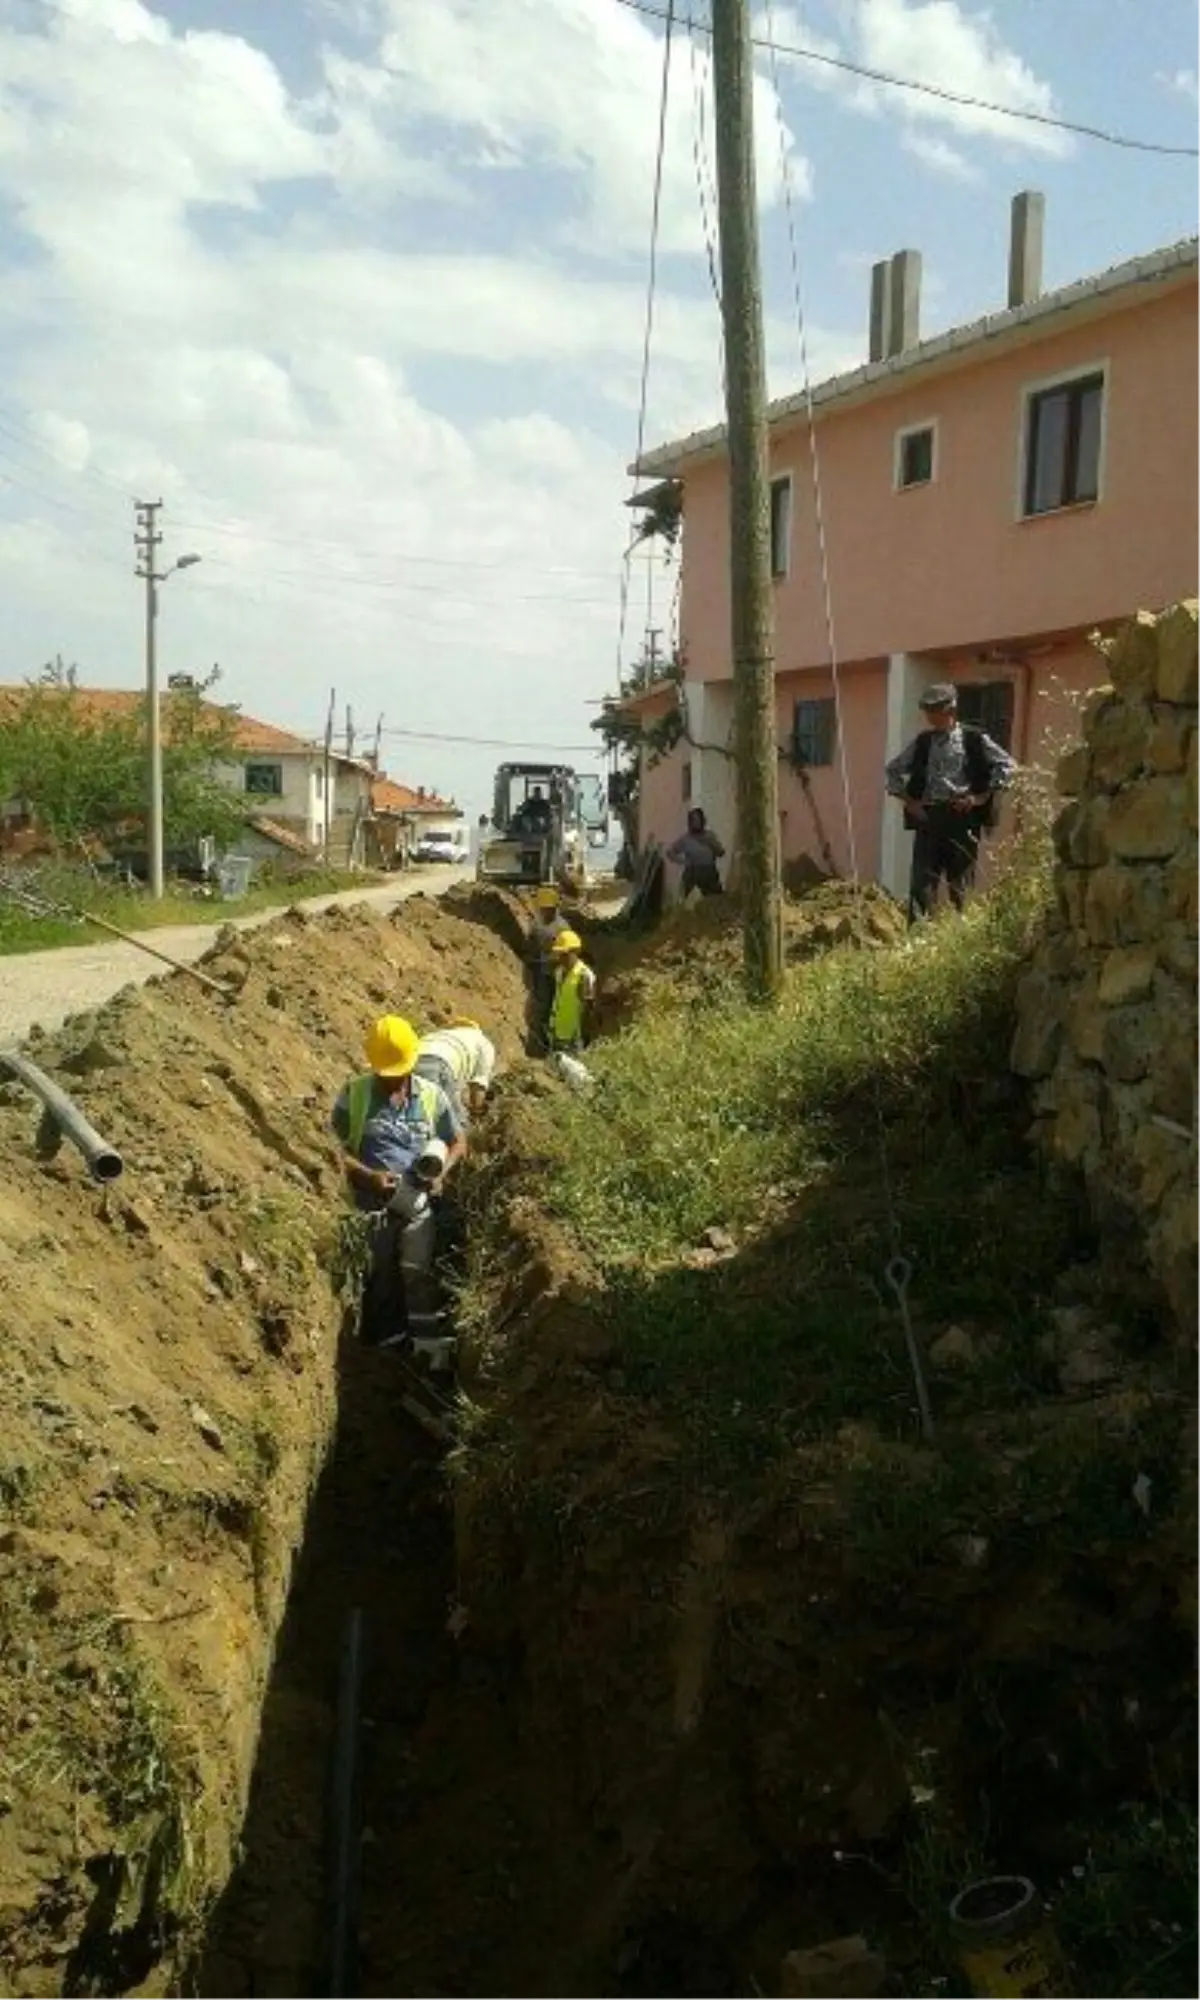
[552,928,582,954]
[535,885,560,909]
[449,1014,479,1030]
[364,1014,420,1077]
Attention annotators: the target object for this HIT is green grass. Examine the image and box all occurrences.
[0,865,386,955]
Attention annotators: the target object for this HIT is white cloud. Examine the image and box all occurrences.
[1156,67,1198,105]
[768,0,1071,158]
[901,130,978,181]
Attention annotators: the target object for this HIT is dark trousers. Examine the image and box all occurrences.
[527,964,555,1053]
[359,1205,441,1345]
[908,805,981,921]
[681,862,722,898]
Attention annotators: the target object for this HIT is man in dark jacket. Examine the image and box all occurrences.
[885,683,1015,921]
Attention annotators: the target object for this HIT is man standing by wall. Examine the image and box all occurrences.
[885,683,1015,920]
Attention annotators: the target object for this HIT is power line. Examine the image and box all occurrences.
[616,0,677,686]
[376,726,599,753]
[613,0,1200,157]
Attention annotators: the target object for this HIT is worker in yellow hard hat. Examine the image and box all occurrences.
[525,883,570,1052]
[332,1014,466,1211]
[548,929,596,1055]
[331,1016,468,1352]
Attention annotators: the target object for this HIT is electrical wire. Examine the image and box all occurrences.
[615,0,677,686]
[613,0,1200,157]
[687,7,723,314]
[376,726,598,753]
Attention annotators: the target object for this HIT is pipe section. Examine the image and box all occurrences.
[0,1048,124,1183]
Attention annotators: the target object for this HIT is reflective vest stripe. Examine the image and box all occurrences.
[345,1072,439,1156]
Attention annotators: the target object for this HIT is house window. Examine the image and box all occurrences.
[681,760,692,803]
[770,475,793,579]
[244,761,284,798]
[792,697,837,768]
[895,422,935,489]
[956,680,1015,751]
[1023,371,1104,516]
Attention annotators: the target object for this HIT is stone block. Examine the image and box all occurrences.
[1089,697,1152,789]
[1066,972,1106,1061]
[1150,1037,1197,1128]
[1108,609,1159,699]
[1080,684,1116,735]
[1102,1003,1158,1083]
[1154,599,1199,705]
[1086,862,1166,946]
[1131,1122,1188,1210]
[1055,744,1090,797]
[1186,730,1198,835]
[1052,1086,1102,1167]
[1147,705,1193,774]
[1064,795,1111,867]
[1159,925,1198,984]
[1097,945,1157,1007]
[1106,778,1186,862]
[1056,867,1089,933]
[781,1937,887,1999]
[1163,841,1199,926]
[1151,1186,1199,1338]
[1011,971,1066,1078]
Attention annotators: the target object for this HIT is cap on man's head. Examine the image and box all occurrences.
[919,682,958,712]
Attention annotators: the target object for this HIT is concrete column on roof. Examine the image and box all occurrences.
[887,250,922,357]
[869,260,892,364]
[880,652,929,900]
[1008,190,1046,309]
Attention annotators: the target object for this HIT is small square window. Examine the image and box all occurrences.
[792,697,836,768]
[770,475,792,579]
[955,680,1015,751]
[245,761,284,798]
[897,425,935,489]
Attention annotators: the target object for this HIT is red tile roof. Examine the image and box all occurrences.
[371,776,457,815]
[0,684,315,754]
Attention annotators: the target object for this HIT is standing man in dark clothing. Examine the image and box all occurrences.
[885,683,1015,921]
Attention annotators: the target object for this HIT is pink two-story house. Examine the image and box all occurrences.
[626,193,1198,900]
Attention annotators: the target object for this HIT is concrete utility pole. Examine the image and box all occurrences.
[710,0,784,1002]
[134,501,202,900]
[322,688,336,865]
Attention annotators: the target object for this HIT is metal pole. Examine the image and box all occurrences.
[711,0,784,1003]
[323,688,336,866]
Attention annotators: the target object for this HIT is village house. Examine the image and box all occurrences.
[367,776,463,869]
[625,194,1199,900]
[0,686,453,872]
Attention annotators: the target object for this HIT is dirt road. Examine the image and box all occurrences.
[0,866,470,1045]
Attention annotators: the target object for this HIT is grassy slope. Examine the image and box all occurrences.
[0,867,385,954]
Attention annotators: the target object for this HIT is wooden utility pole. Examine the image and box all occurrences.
[710,0,783,1002]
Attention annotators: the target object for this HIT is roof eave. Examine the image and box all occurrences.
[634,236,1199,479]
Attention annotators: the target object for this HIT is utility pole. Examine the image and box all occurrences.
[710,0,784,1002]
[134,501,164,896]
[344,704,355,762]
[323,688,336,865]
[371,713,384,771]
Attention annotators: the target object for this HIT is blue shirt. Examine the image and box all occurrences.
[331,1076,460,1188]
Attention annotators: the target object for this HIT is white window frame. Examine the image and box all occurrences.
[1016,358,1109,522]
[893,417,939,492]
[769,470,794,580]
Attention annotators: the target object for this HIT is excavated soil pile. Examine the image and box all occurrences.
[0,891,526,1997]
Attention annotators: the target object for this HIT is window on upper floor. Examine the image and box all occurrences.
[955,679,1015,751]
[244,761,284,798]
[895,422,936,490]
[770,474,793,579]
[1023,371,1104,517]
[792,696,837,768]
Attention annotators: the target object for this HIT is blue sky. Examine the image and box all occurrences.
[0,0,1194,813]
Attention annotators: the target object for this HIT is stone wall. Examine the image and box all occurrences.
[1012,602,1198,1335]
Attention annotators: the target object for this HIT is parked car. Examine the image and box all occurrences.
[413,828,469,865]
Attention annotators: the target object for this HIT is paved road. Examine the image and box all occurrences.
[0,867,471,1047]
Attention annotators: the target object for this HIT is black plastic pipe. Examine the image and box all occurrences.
[0,1048,124,1183]
[326,1607,366,1998]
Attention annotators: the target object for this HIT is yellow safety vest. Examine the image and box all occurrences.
[550,962,590,1043]
[345,1071,440,1156]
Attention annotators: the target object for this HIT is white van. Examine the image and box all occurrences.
[413,825,470,866]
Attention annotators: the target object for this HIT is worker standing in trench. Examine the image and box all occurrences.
[547,928,596,1056]
[332,1015,466,1349]
[525,884,569,1050]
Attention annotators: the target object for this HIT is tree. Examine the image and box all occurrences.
[591,646,686,868]
[1,661,247,855]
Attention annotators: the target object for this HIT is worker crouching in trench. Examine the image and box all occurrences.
[332,1015,466,1352]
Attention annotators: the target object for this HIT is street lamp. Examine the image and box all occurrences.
[144,548,202,900]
